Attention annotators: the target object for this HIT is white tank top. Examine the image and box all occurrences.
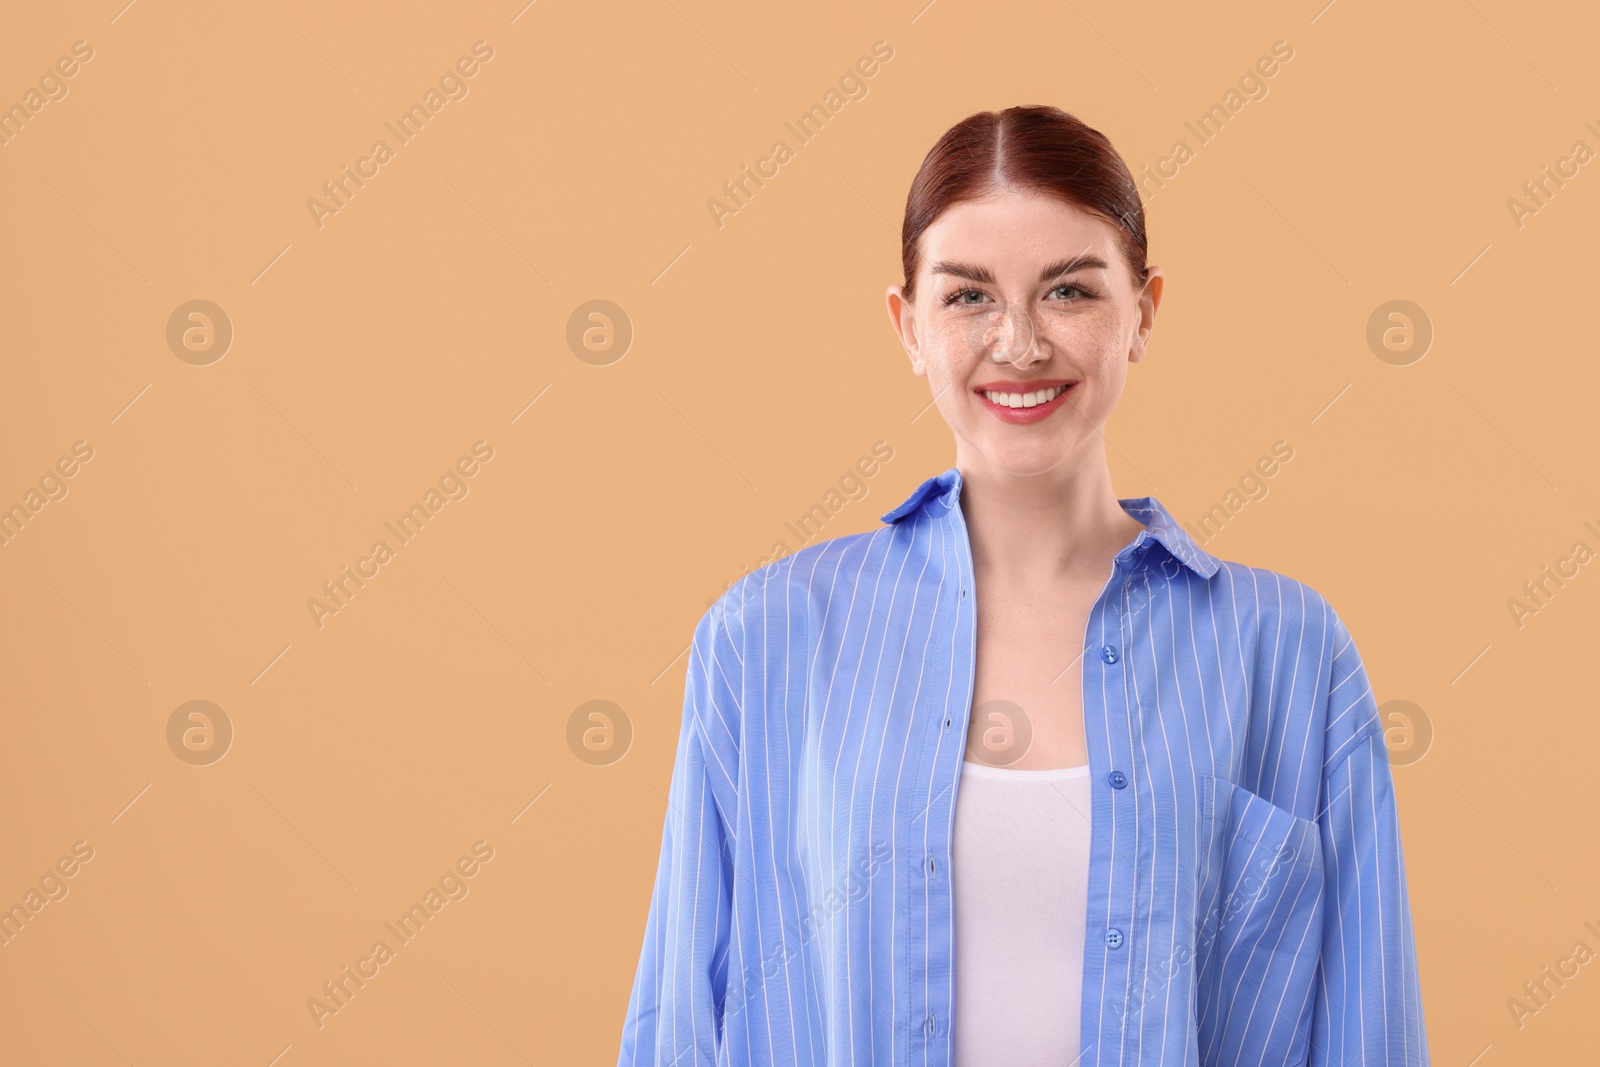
[952,759,1092,1065]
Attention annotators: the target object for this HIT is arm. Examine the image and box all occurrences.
[1308,614,1430,1065]
[618,599,744,1067]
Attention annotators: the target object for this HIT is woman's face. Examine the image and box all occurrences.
[886,189,1163,478]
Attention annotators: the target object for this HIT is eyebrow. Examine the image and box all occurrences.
[929,253,1112,285]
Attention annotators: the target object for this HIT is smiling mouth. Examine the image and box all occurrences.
[978,383,1071,409]
[972,381,1077,422]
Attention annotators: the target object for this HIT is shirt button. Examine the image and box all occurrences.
[959,585,967,601]
[1107,770,1128,789]
[1100,644,1119,664]
[927,854,937,877]
[1104,928,1124,949]
[944,718,952,729]
[925,1013,938,1036]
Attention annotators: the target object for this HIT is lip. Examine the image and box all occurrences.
[972,379,1078,424]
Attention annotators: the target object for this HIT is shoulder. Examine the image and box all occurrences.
[1208,558,1343,650]
[714,525,904,615]
[698,520,932,660]
[1210,559,1380,765]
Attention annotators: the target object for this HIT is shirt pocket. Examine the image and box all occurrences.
[1194,775,1324,1067]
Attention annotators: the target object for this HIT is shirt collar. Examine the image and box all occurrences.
[879,466,1221,580]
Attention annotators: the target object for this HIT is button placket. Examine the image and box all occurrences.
[1093,567,1139,974]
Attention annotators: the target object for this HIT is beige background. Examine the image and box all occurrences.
[2,0,1596,1063]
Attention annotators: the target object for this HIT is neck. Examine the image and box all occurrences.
[955,449,1146,582]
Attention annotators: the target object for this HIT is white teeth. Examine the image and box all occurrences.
[984,384,1067,408]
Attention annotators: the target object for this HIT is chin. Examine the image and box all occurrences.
[969,436,1080,477]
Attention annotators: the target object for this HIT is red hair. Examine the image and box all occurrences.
[900,105,1148,301]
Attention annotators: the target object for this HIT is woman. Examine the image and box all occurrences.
[619,106,1428,1066]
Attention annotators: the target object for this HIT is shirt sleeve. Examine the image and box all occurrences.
[618,597,745,1067]
[1308,613,1431,1065]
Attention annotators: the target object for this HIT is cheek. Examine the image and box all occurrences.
[919,314,980,378]
[1038,306,1129,363]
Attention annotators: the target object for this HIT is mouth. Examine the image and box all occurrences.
[972,380,1077,424]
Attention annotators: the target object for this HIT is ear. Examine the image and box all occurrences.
[885,284,927,378]
[1127,266,1164,364]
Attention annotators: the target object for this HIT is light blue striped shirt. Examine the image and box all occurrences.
[620,467,1429,1066]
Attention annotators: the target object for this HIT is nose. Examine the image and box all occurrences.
[974,303,1046,368]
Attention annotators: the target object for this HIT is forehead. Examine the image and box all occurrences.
[918,193,1120,271]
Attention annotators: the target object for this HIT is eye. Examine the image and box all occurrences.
[940,287,988,307]
[1048,282,1097,301]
